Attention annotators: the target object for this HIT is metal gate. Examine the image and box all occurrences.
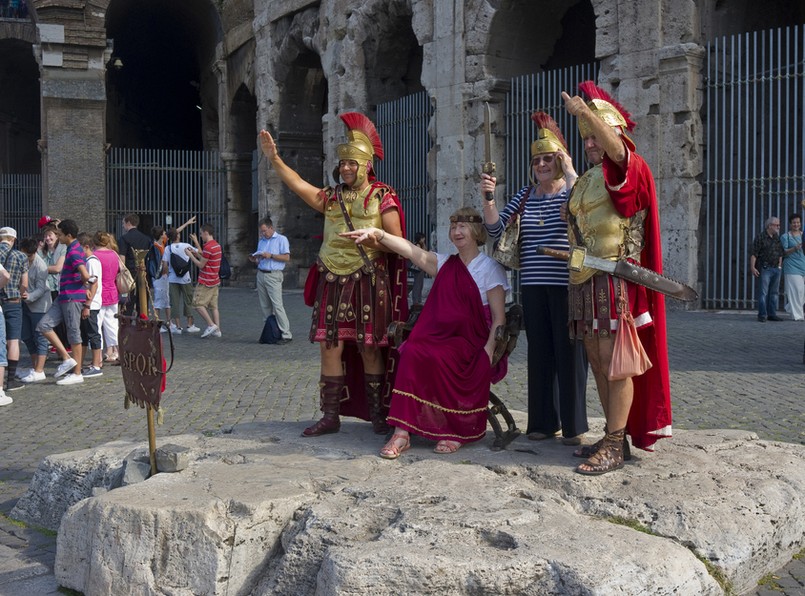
[704,25,805,309]
[504,62,600,301]
[106,148,227,245]
[0,173,41,240]
[375,91,433,241]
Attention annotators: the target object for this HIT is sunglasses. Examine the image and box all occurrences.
[532,154,555,165]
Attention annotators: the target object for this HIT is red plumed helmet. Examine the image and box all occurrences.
[338,112,384,161]
[578,80,636,132]
[530,111,568,156]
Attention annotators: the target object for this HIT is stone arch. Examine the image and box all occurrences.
[355,0,424,107]
[269,9,328,267]
[226,82,259,260]
[0,37,41,174]
[230,83,257,154]
[480,0,595,81]
[0,20,36,44]
[104,0,223,149]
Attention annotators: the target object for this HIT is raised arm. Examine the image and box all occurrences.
[176,216,197,234]
[341,227,438,277]
[259,130,325,212]
[561,91,626,166]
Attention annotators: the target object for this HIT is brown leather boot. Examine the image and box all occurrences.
[365,373,390,434]
[302,375,344,437]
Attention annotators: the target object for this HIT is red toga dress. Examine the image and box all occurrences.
[387,254,508,444]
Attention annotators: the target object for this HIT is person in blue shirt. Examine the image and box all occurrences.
[781,213,805,321]
[249,217,292,343]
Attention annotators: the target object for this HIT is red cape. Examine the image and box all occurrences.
[603,139,672,450]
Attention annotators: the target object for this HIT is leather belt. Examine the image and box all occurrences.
[257,269,281,273]
[0,298,21,303]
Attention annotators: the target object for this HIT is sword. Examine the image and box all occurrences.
[482,102,496,202]
[537,245,699,302]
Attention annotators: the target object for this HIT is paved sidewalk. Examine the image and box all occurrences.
[0,287,803,594]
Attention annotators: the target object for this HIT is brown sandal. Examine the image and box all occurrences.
[380,433,410,459]
[575,428,627,476]
[573,426,632,461]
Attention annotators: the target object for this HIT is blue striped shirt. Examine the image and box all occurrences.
[485,185,570,286]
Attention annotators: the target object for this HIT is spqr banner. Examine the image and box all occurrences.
[119,315,167,410]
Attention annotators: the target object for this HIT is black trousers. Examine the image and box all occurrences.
[522,284,589,437]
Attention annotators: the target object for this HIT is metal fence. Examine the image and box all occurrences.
[375,91,433,241]
[0,174,41,240]
[106,148,227,246]
[504,62,600,302]
[704,24,805,309]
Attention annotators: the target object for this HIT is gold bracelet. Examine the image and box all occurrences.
[378,230,386,242]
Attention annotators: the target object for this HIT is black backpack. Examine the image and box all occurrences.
[218,253,231,280]
[169,247,191,277]
[259,315,282,344]
[145,244,163,280]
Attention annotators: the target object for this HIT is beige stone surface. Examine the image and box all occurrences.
[19,417,804,595]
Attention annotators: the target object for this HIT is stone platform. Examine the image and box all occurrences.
[11,416,805,596]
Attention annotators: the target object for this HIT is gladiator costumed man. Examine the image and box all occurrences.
[561,82,671,475]
[259,113,407,437]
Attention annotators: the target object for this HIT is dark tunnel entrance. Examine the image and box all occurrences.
[105,0,221,150]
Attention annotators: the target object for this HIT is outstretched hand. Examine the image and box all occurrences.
[340,227,382,245]
[258,130,278,160]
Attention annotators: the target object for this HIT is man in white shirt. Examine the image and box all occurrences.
[161,228,200,334]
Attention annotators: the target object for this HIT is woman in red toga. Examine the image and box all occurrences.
[343,207,509,457]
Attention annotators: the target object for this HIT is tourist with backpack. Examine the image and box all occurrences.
[161,228,198,335]
[186,223,222,338]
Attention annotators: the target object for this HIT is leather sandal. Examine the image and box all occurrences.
[573,433,631,461]
[575,428,627,476]
[572,424,632,461]
[433,440,461,454]
[380,434,410,459]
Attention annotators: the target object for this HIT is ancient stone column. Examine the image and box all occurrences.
[33,16,109,232]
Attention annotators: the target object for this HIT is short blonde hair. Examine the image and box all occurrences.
[449,207,487,246]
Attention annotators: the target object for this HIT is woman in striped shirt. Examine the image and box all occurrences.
[481,111,589,446]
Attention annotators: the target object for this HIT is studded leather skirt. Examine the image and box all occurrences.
[568,272,652,339]
[310,258,392,350]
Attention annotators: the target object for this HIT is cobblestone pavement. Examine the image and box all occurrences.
[0,287,803,594]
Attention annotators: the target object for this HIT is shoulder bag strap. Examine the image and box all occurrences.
[335,185,376,279]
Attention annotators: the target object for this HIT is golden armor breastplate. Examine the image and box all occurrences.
[320,185,384,275]
[567,165,645,285]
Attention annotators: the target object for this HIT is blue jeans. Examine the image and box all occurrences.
[757,266,781,318]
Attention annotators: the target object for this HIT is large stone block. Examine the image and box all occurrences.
[19,420,805,595]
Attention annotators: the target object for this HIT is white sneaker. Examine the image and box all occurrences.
[21,370,46,383]
[186,325,201,333]
[212,329,222,338]
[170,324,182,334]
[56,373,84,386]
[55,357,78,378]
[159,325,168,333]
[0,390,12,406]
[201,324,219,338]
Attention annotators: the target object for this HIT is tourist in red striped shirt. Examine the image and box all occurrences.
[186,223,222,338]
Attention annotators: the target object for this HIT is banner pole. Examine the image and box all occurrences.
[133,248,157,475]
